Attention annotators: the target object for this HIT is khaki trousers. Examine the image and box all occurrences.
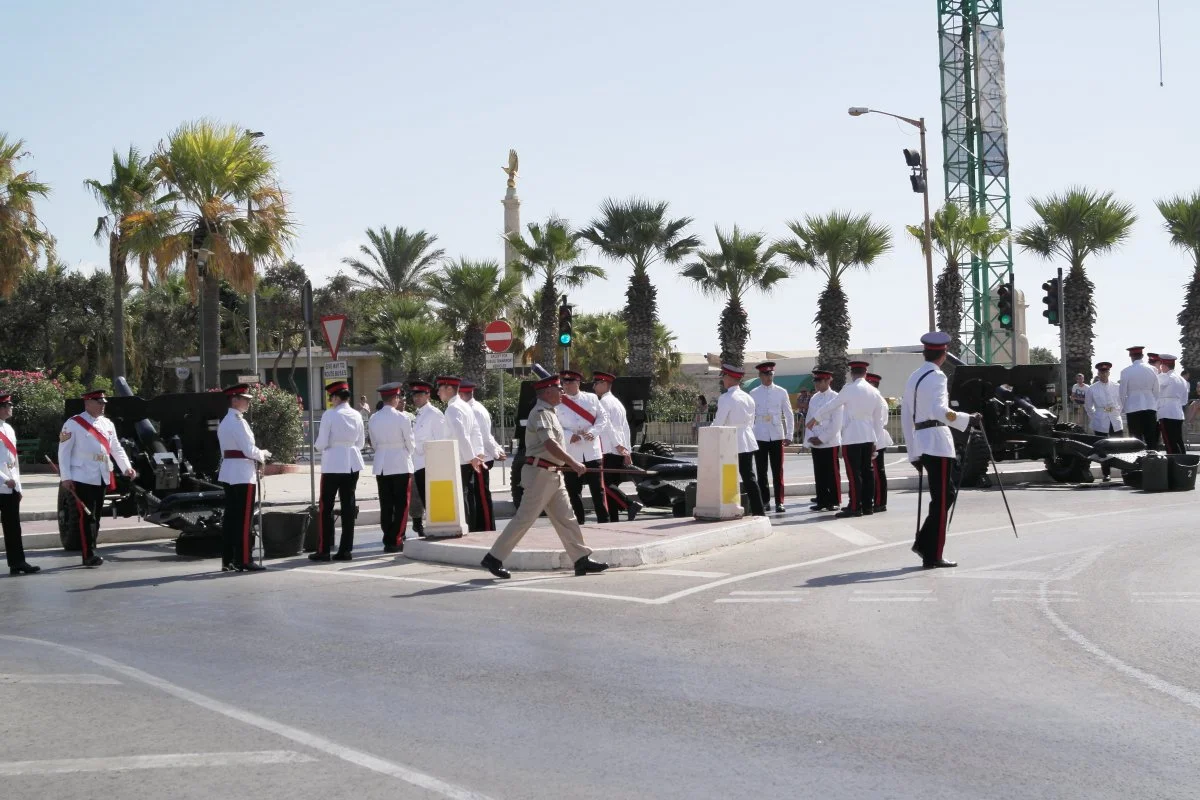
[489,465,592,563]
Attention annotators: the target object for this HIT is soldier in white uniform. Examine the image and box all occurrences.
[1120,346,1161,449]
[311,380,365,561]
[0,393,39,575]
[805,369,843,512]
[438,376,487,531]
[901,332,979,568]
[480,374,608,579]
[1156,354,1189,454]
[217,383,270,572]
[807,360,884,517]
[556,370,612,524]
[369,382,416,552]
[865,373,894,511]
[749,361,794,513]
[592,371,643,522]
[58,388,135,567]
[410,381,447,536]
[1084,361,1123,481]
[712,363,765,517]
[459,380,505,532]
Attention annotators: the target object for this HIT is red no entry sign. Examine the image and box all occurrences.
[484,319,513,353]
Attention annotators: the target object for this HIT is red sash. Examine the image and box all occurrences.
[72,415,117,490]
[560,395,596,425]
[0,429,15,461]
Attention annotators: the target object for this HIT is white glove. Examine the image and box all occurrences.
[261,450,273,461]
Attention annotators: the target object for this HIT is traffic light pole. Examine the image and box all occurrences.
[1057,266,1068,422]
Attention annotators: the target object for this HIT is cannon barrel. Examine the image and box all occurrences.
[115,377,169,454]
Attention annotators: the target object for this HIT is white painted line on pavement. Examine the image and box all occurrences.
[715,598,804,604]
[0,751,315,776]
[848,597,937,603]
[643,569,729,578]
[853,589,932,594]
[994,589,1078,594]
[1132,599,1200,604]
[993,597,1082,603]
[1131,591,1200,596]
[730,590,806,596]
[0,635,497,800]
[815,523,883,547]
[0,673,121,685]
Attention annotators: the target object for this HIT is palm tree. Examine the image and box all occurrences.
[906,201,1008,356]
[579,198,700,377]
[364,295,449,382]
[652,323,682,385]
[132,120,294,388]
[572,312,631,377]
[424,259,523,384]
[1015,188,1136,380]
[680,225,790,366]
[506,217,604,368]
[0,134,51,297]
[342,226,444,296]
[85,147,163,382]
[1157,191,1200,370]
[771,211,892,388]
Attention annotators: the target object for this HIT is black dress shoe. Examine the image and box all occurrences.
[875,505,887,513]
[332,552,353,562]
[861,508,874,516]
[922,559,958,569]
[911,544,925,560]
[834,509,862,519]
[239,562,266,572]
[412,518,424,535]
[774,504,786,513]
[627,501,643,522]
[383,544,401,554]
[308,553,331,562]
[809,504,830,512]
[574,556,609,576]
[481,553,510,579]
[221,562,237,572]
[83,555,103,568]
[9,563,40,575]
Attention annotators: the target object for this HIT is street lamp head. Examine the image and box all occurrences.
[847,107,870,116]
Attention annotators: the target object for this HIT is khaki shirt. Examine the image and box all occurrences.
[525,399,566,465]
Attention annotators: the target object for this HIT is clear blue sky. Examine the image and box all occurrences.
[7,0,1199,366]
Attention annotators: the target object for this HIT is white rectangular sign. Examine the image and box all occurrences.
[323,360,349,380]
[485,353,515,370]
[237,374,262,384]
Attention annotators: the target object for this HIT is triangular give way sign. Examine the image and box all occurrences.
[320,314,347,360]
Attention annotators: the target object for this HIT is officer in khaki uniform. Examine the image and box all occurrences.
[481,374,609,579]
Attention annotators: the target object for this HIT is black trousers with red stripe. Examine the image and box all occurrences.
[754,439,786,507]
[602,453,636,515]
[565,458,610,523]
[466,461,496,532]
[1127,410,1159,449]
[73,481,105,562]
[376,473,412,547]
[811,447,841,509]
[739,452,766,516]
[842,442,875,513]
[1160,418,1185,454]
[916,454,958,562]
[317,471,358,556]
[221,481,256,566]
[1,492,28,568]
[873,448,888,508]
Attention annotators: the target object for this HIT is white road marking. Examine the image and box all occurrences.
[993,597,1082,602]
[715,598,804,604]
[853,589,932,594]
[849,597,937,602]
[0,635,496,800]
[643,569,729,578]
[945,546,1110,582]
[0,751,315,776]
[0,673,120,685]
[729,590,806,596]
[1132,599,1200,604]
[815,523,883,547]
[1132,592,1200,596]
[994,589,1078,594]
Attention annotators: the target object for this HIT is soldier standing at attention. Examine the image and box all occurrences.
[58,389,136,568]
[1156,354,1189,454]
[409,381,446,536]
[865,373,893,512]
[749,361,793,513]
[0,393,39,575]
[712,363,766,517]
[901,332,979,569]
[480,374,609,579]
[438,376,487,531]
[460,380,505,532]
[217,383,270,572]
[557,370,611,524]
[806,360,883,518]
[592,371,643,521]
[806,369,843,512]
[1084,362,1122,481]
[311,381,365,562]
[369,382,416,552]
[1120,346,1161,449]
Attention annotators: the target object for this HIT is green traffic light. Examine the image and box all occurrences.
[559,333,572,346]
[999,313,1012,326]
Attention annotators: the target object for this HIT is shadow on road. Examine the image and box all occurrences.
[800,566,926,587]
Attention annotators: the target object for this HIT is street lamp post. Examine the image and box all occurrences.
[245,130,265,380]
[848,107,937,333]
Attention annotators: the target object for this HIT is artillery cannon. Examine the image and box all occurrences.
[57,378,231,556]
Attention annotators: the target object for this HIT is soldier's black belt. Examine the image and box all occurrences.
[914,420,945,430]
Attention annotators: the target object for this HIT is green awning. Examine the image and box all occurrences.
[743,374,814,394]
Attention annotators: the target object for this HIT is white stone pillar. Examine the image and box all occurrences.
[502,188,521,278]
[693,426,743,521]
[422,439,469,538]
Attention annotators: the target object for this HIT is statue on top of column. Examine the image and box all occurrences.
[502,149,519,189]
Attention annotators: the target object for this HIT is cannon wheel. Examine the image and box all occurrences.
[1045,453,1093,483]
[638,440,675,458]
[957,434,991,488]
[58,485,82,551]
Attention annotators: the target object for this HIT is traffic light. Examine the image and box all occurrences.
[996,280,1014,331]
[903,148,925,194]
[557,297,573,347]
[1041,278,1061,326]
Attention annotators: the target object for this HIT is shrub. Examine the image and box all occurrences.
[0,370,68,460]
[246,383,304,463]
[648,383,700,422]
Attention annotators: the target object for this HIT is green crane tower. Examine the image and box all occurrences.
[938,0,1015,364]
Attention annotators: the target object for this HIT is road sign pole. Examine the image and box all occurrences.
[499,372,506,486]
[1058,266,1068,422]
[306,325,315,509]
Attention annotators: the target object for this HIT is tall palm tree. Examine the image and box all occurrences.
[85,146,163,382]
[1015,187,1136,380]
[424,258,523,384]
[1157,191,1200,370]
[506,217,604,369]
[364,295,449,383]
[579,198,700,377]
[680,225,790,367]
[771,211,892,387]
[0,134,51,297]
[652,322,682,385]
[572,312,631,377]
[132,120,294,388]
[906,201,1008,356]
[343,226,444,296]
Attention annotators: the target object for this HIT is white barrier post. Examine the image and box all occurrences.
[422,439,468,538]
[694,426,743,521]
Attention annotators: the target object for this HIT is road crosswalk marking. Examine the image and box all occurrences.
[0,751,316,776]
[850,589,935,603]
[0,673,121,685]
[815,523,883,547]
[644,569,729,578]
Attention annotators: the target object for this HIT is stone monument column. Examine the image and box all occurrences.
[501,149,521,279]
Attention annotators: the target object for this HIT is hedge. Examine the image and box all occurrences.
[245,383,304,463]
[0,370,68,460]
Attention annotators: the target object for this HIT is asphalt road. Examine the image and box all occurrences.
[2,481,1198,799]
